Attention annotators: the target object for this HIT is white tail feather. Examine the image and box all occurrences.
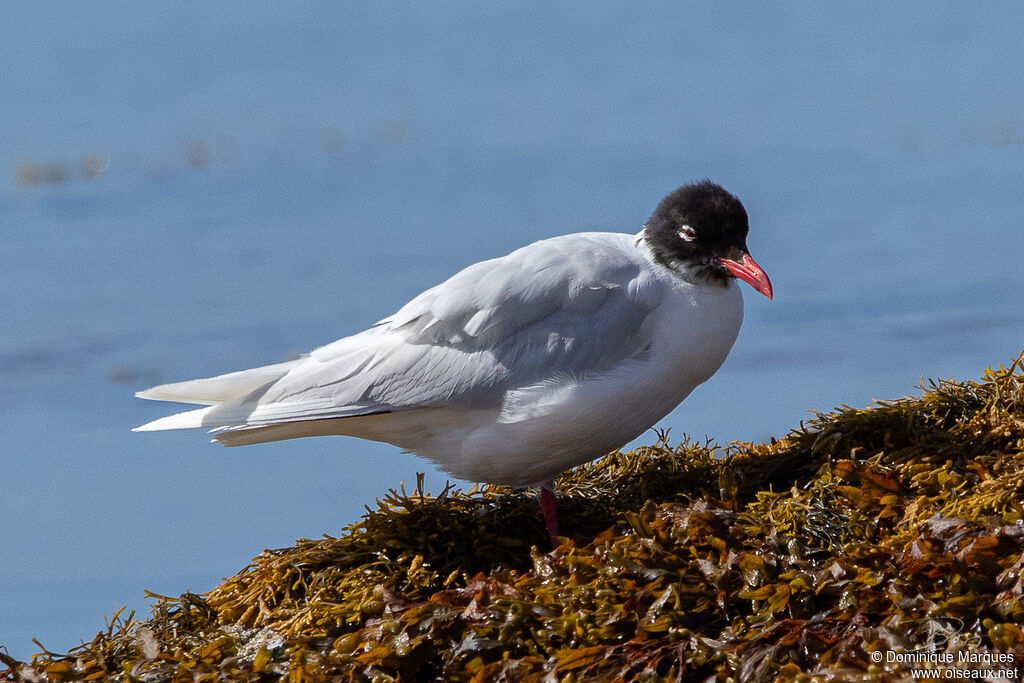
[135,360,300,405]
[133,406,215,432]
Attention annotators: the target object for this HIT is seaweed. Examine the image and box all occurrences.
[3,353,1023,682]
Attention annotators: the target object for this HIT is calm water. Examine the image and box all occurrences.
[2,3,1023,659]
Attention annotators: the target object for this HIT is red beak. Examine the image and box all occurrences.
[720,253,773,300]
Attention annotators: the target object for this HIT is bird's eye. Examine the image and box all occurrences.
[677,226,697,242]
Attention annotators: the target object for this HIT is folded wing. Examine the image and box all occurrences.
[135,233,658,439]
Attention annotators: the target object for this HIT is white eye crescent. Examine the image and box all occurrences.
[678,226,697,242]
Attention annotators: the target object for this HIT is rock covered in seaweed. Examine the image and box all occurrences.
[3,354,1023,682]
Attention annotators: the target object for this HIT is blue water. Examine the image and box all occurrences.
[3,3,1023,660]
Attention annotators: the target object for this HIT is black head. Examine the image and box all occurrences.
[643,180,772,298]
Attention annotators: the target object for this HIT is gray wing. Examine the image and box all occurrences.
[203,233,658,428]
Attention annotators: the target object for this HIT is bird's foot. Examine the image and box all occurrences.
[539,483,560,549]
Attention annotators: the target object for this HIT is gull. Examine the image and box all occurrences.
[135,180,773,547]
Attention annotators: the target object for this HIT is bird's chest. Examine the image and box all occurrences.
[642,280,744,401]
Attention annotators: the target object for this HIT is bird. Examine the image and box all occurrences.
[135,180,773,547]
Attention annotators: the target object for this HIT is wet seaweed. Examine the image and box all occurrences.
[3,353,1023,681]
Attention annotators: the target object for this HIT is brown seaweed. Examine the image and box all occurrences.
[3,354,1022,682]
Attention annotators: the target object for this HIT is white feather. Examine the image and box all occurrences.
[135,360,300,405]
[134,406,214,431]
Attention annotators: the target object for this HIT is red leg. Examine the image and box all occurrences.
[539,483,560,548]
